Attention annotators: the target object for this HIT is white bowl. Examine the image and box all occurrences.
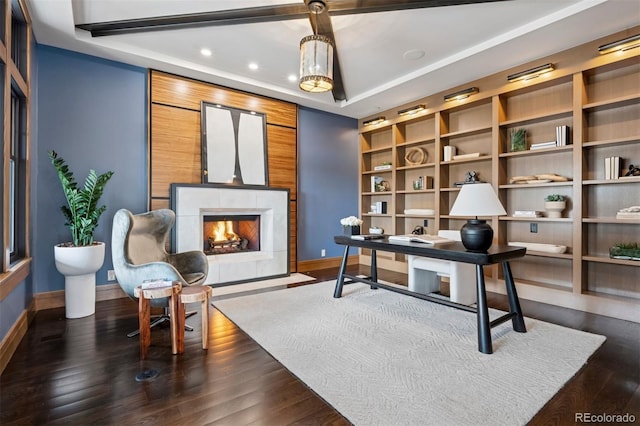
[369,227,384,235]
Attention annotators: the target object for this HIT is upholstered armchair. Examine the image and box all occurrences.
[111,208,209,336]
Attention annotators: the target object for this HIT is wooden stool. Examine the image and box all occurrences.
[134,282,184,359]
[179,286,212,351]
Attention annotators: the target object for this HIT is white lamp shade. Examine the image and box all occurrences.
[449,183,506,217]
[299,35,333,93]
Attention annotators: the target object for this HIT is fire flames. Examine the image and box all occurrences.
[211,220,240,242]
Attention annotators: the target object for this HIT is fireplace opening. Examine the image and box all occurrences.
[203,215,260,255]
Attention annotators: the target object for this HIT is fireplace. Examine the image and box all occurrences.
[203,214,260,255]
[171,184,290,285]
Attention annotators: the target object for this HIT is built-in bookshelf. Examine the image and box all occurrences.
[357,29,639,322]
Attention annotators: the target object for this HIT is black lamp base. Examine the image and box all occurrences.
[460,219,494,252]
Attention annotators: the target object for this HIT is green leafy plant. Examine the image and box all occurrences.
[544,194,566,202]
[49,150,114,247]
[609,242,640,260]
[510,128,526,152]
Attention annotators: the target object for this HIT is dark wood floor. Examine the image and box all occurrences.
[1,265,638,425]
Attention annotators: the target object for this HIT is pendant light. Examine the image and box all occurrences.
[299,0,333,93]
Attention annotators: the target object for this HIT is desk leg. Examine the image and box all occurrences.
[475,265,492,355]
[370,250,378,290]
[333,245,350,298]
[502,261,526,333]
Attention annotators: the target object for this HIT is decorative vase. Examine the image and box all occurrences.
[54,242,106,319]
[544,201,566,218]
[343,225,361,236]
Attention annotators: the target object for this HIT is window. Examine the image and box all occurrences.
[9,87,27,263]
[1,0,31,273]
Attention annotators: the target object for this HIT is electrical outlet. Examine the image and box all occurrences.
[530,223,538,233]
[423,219,429,227]
[321,249,326,257]
[107,270,116,281]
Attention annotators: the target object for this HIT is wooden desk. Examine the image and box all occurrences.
[333,235,527,354]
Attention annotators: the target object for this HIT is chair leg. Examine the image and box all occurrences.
[127,308,197,337]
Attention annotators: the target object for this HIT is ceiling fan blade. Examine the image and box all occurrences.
[310,5,347,101]
[325,0,511,16]
[76,3,311,37]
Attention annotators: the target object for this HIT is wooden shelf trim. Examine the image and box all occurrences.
[500,216,574,222]
[396,138,435,147]
[499,108,572,127]
[526,250,574,260]
[499,181,573,189]
[396,163,435,171]
[499,145,573,158]
[583,176,640,185]
[582,93,640,111]
[441,125,491,139]
[440,155,492,165]
[583,217,640,224]
[582,255,640,267]
[582,135,640,148]
[362,146,393,154]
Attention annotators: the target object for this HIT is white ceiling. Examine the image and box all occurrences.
[25,0,639,119]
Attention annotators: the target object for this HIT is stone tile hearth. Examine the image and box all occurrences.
[171,184,290,285]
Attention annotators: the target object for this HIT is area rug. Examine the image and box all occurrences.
[213,280,606,426]
[211,273,315,298]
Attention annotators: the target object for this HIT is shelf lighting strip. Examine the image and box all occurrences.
[363,116,386,126]
[507,63,555,83]
[397,104,426,116]
[443,87,478,102]
[598,34,640,54]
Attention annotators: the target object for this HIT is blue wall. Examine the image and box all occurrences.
[33,45,147,293]
[298,107,359,260]
[1,44,359,344]
[26,45,359,296]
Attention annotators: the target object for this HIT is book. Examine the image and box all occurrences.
[530,141,557,150]
[605,157,611,180]
[513,210,543,217]
[555,125,570,146]
[374,164,392,171]
[388,234,453,245]
[452,152,481,160]
[350,234,385,240]
[141,279,174,289]
[371,175,389,192]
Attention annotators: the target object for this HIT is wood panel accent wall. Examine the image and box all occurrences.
[149,70,298,271]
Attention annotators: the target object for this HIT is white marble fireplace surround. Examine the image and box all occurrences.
[171,184,289,286]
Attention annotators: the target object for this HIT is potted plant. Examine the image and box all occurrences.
[49,150,114,318]
[609,242,640,260]
[340,216,363,236]
[544,194,567,218]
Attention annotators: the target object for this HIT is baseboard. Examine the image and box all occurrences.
[0,308,28,375]
[297,255,359,272]
[34,283,127,311]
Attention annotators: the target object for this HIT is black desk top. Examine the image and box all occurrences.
[334,235,526,265]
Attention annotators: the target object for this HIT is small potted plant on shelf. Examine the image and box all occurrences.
[544,194,567,218]
[340,216,363,236]
[510,128,527,152]
[49,150,114,319]
[609,242,640,261]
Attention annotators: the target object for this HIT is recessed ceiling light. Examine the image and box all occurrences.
[403,49,425,61]
[288,74,297,82]
[249,62,259,70]
[200,48,212,57]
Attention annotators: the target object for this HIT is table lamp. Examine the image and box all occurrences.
[449,183,506,252]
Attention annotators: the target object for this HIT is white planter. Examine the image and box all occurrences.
[54,242,105,319]
[544,201,566,218]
